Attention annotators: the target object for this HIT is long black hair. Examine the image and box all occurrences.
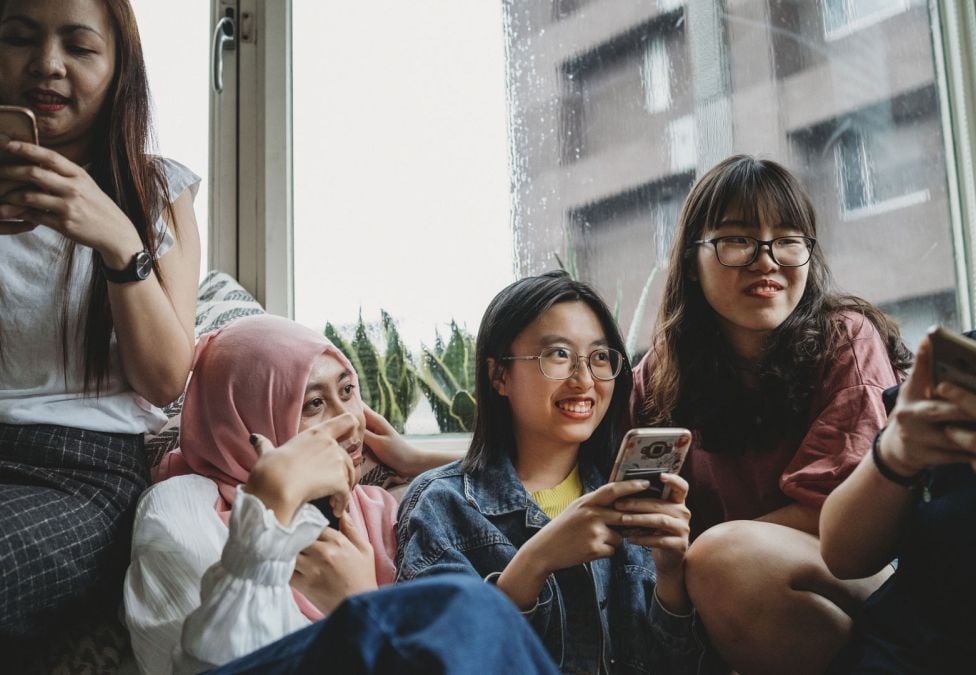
[463,270,633,475]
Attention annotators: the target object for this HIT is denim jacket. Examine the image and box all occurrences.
[396,458,704,675]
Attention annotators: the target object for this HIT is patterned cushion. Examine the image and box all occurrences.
[144,271,265,467]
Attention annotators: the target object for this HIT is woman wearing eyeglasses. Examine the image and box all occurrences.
[397,271,702,674]
[631,155,912,674]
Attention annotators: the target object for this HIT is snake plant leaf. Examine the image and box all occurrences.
[354,313,384,410]
[449,390,476,432]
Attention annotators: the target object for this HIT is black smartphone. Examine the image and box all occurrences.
[309,496,340,529]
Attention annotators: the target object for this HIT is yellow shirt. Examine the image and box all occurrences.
[530,465,584,519]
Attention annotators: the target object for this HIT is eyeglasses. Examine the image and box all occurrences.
[691,235,816,267]
[501,346,624,381]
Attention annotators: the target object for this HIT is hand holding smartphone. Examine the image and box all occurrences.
[609,427,691,500]
[929,325,976,394]
[0,106,38,165]
[0,106,39,228]
[309,496,341,529]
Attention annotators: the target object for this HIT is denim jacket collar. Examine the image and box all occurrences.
[462,454,606,529]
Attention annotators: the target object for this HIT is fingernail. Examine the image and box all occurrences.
[638,480,651,488]
[249,433,258,446]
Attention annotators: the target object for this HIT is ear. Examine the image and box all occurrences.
[487,357,508,397]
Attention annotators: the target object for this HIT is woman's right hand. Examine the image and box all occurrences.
[290,514,378,615]
[880,336,976,476]
[244,413,359,526]
[496,480,648,610]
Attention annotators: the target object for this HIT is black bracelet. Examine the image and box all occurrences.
[871,427,922,488]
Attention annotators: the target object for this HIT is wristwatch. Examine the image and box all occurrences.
[100,248,153,283]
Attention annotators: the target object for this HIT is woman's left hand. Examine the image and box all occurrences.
[363,404,426,477]
[614,473,692,612]
[614,473,691,569]
[0,141,143,264]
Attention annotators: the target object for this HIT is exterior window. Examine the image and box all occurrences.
[835,122,929,217]
[822,0,911,40]
[132,0,210,274]
[642,38,672,114]
[506,0,959,351]
[291,0,511,434]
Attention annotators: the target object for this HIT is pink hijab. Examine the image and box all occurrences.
[155,314,397,620]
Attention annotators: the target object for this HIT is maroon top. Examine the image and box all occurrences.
[630,312,898,537]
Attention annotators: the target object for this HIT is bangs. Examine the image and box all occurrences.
[702,157,816,238]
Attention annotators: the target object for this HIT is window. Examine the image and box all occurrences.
[289,0,511,434]
[217,0,976,424]
[834,122,929,217]
[642,38,672,114]
[822,0,911,40]
[505,0,964,350]
[132,0,210,276]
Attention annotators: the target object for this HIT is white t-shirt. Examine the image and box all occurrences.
[0,158,200,434]
[123,474,325,675]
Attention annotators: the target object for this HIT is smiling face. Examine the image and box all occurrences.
[0,0,116,163]
[492,301,615,460]
[299,352,367,481]
[695,206,810,361]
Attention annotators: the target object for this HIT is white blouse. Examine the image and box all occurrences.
[123,474,327,675]
[0,158,200,434]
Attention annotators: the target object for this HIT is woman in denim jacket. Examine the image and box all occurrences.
[397,271,702,674]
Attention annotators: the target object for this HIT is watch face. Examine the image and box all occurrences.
[134,251,153,280]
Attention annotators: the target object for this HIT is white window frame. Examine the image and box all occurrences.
[209,0,293,317]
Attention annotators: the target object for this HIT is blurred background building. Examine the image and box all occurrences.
[503,0,955,354]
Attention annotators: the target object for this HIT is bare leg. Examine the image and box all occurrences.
[684,520,891,675]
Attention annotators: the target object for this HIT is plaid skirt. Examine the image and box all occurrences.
[0,423,149,639]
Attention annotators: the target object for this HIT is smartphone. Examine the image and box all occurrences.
[309,496,340,529]
[929,325,976,393]
[609,427,691,501]
[0,106,38,164]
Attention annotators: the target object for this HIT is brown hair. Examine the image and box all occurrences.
[637,155,911,454]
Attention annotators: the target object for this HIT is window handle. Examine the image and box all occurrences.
[211,12,236,94]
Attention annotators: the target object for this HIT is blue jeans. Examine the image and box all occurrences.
[206,575,560,675]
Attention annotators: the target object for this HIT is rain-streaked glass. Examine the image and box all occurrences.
[504,0,958,355]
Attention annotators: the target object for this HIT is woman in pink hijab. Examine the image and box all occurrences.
[123,314,455,673]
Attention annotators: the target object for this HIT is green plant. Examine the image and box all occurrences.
[325,310,419,433]
[417,321,477,432]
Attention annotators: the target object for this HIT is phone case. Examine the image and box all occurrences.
[930,326,976,393]
[609,427,691,500]
[0,106,38,164]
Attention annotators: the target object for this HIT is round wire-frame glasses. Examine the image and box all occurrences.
[500,346,624,381]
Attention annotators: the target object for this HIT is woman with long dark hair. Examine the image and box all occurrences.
[398,271,700,674]
[0,0,200,638]
[632,155,911,673]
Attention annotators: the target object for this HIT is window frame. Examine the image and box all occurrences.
[210,0,976,334]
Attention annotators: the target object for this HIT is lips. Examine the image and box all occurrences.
[341,439,364,467]
[744,279,784,298]
[555,397,594,418]
[25,88,71,113]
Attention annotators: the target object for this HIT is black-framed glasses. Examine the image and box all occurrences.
[691,235,816,267]
[500,346,624,381]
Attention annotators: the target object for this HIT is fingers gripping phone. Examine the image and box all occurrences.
[609,428,691,500]
[0,106,38,164]
[309,497,341,529]
[930,325,976,394]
